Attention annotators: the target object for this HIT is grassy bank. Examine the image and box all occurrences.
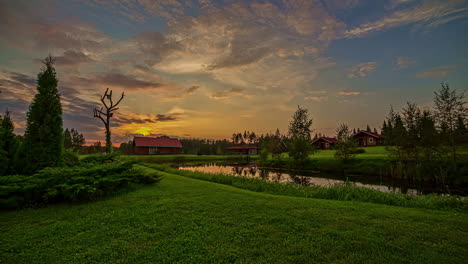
[143,164,467,211]
[261,147,468,181]
[119,154,256,164]
[1,166,467,263]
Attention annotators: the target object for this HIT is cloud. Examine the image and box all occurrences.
[0,2,112,54]
[348,62,378,78]
[210,87,246,99]
[337,91,361,95]
[54,50,95,66]
[306,90,327,94]
[304,96,327,101]
[184,86,200,94]
[70,72,163,90]
[131,31,181,66]
[345,0,468,38]
[416,64,457,77]
[395,56,416,69]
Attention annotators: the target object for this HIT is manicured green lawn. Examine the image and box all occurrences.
[313,146,390,160]
[1,167,467,263]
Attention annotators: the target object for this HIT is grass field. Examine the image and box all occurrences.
[1,166,467,263]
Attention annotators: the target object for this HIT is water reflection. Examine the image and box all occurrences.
[177,163,465,196]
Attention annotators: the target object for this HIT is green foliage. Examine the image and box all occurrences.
[80,153,119,165]
[288,137,314,169]
[62,150,80,167]
[288,106,315,169]
[334,123,357,164]
[0,110,19,175]
[0,167,467,263]
[64,128,85,153]
[0,162,159,209]
[288,105,313,140]
[18,56,63,174]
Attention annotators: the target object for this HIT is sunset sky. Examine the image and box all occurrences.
[0,0,467,144]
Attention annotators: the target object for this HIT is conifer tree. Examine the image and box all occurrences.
[0,114,7,175]
[19,56,63,174]
[1,110,18,174]
[64,128,72,150]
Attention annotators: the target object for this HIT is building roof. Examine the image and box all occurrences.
[134,136,182,148]
[312,137,337,144]
[227,146,259,150]
[354,130,382,138]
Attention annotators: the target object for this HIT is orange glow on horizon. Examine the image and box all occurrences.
[135,127,152,136]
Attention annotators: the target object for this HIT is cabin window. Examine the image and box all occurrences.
[149,147,158,154]
[369,137,374,143]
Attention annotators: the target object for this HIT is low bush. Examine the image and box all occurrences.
[80,153,119,165]
[0,162,160,210]
[63,150,80,167]
[143,163,467,212]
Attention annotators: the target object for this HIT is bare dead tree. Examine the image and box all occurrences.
[93,88,124,153]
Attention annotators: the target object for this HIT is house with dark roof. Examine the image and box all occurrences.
[133,136,183,155]
[312,137,337,150]
[353,131,382,147]
[227,146,259,155]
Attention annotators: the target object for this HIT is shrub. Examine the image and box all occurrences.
[63,150,80,167]
[80,153,119,165]
[0,162,160,209]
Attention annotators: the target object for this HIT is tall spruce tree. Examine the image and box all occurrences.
[19,56,63,174]
[1,110,18,174]
[0,114,7,175]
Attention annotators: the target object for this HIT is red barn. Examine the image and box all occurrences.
[353,131,382,147]
[312,137,337,150]
[133,136,182,155]
[227,146,259,155]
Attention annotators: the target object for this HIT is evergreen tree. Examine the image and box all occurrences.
[0,114,7,175]
[19,56,63,174]
[1,110,18,174]
[64,128,72,150]
[366,124,371,132]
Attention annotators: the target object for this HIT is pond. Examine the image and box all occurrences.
[177,163,467,196]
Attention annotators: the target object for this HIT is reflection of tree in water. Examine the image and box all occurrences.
[248,167,257,177]
[273,172,282,183]
[232,166,243,175]
[259,169,269,180]
[289,174,312,186]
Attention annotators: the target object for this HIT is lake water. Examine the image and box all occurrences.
[177,163,466,196]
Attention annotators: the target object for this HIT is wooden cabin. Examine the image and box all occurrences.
[133,136,182,155]
[312,137,337,150]
[353,131,382,147]
[227,146,259,155]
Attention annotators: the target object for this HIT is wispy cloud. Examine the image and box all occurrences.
[345,0,468,38]
[304,96,327,101]
[210,87,247,99]
[337,91,361,96]
[396,56,416,69]
[416,64,457,78]
[348,62,378,78]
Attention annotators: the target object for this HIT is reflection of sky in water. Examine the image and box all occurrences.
[179,164,422,195]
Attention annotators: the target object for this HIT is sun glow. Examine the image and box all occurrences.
[135,127,151,136]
